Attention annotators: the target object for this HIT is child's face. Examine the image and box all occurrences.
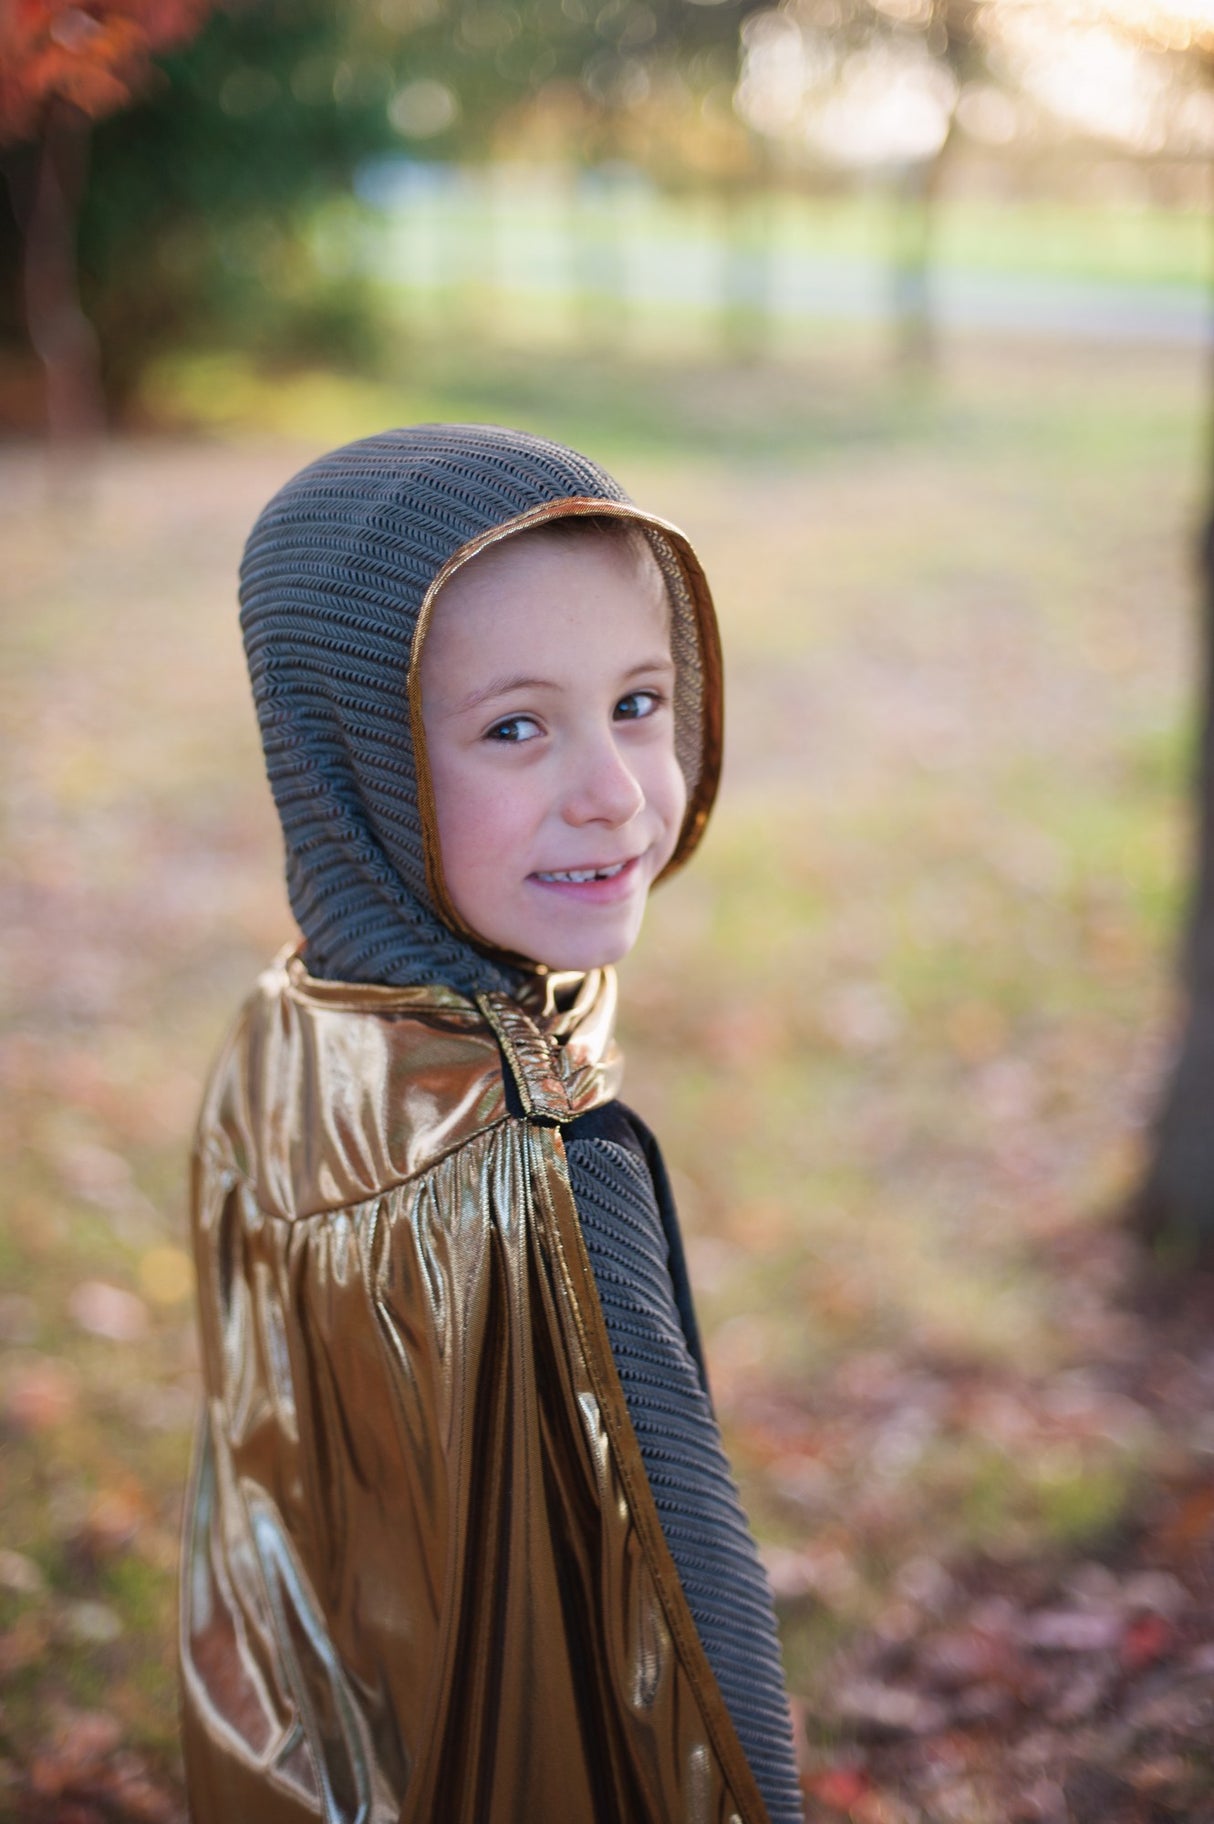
[418,530,687,971]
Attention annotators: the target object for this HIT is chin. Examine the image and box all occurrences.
[526,918,641,974]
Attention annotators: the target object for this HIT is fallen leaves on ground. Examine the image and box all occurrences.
[787,1248,1214,1822]
[1,346,1210,1816]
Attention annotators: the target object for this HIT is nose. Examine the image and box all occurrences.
[560,728,645,828]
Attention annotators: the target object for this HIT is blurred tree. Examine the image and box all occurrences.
[860,0,982,368]
[0,0,216,434]
[1137,495,1214,1255]
[388,0,769,347]
[1107,2,1214,1253]
[2,0,776,414]
[735,0,999,367]
[1,0,460,419]
[911,2,1214,1247]
[74,0,410,408]
[959,0,1214,1251]
[399,0,763,162]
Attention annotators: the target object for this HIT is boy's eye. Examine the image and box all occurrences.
[614,689,662,722]
[485,714,542,743]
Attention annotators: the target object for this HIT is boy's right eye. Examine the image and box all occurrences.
[484,714,542,744]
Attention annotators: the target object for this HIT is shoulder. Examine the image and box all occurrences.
[195,949,510,1220]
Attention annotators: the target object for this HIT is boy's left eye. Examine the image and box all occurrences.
[485,714,542,743]
[614,689,662,722]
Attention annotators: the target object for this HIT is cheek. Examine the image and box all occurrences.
[650,748,688,848]
[433,760,534,901]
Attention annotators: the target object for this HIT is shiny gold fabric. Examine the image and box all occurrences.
[180,952,768,1824]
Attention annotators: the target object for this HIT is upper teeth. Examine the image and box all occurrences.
[536,862,628,883]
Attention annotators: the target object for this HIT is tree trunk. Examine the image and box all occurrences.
[1134,509,1214,1255]
[571,162,627,352]
[889,116,955,375]
[718,183,769,363]
[19,99,104,442]
[890,160,934,371]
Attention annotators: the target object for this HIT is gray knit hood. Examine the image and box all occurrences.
[238,423,722,995]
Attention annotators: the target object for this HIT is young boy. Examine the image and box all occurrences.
[179,424,802,1824]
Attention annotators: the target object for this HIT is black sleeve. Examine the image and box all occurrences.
[562,1099,711,1402]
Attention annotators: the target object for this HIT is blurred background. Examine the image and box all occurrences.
[3,2,1214,1820]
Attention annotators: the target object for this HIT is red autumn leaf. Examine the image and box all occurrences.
[807,1765,874,1812]
[1155,1482,1214,1559]
[27,1709,122,1795]
[1118,1611,1177,1675]
[0,0,216,143]
[3,1353,78,1431]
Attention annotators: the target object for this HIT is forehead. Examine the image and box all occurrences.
[429,527,670,636]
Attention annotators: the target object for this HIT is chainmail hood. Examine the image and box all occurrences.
[239,423,722,995]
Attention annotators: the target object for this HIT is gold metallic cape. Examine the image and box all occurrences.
[180,953,770,1824]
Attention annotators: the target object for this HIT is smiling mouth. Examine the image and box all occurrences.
[532,860,633,884]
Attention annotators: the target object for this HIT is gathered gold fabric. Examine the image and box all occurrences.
[180,952,768,1824]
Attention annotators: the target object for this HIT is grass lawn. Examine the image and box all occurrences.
[0,330,1208,1817]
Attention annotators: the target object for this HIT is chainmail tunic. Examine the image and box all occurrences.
[565,1108,806,1824]
[238,423,801,1823]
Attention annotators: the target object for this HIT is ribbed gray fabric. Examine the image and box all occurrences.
[238,423,800,1820]
[565,1122,804,1824]
[239,424,631,995]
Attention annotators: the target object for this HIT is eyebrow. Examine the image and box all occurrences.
[453,655,674,716]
